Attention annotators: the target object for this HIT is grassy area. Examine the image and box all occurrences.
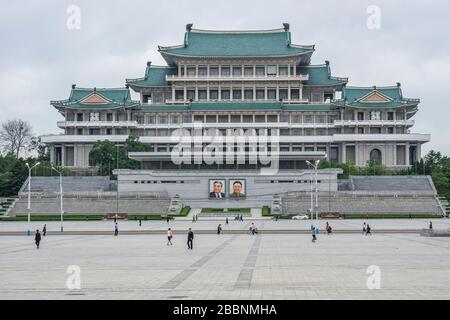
[178,206,191,216]
[0,215,104,221]
[342,213,443,219]
[128,215,173,220]
[262,206,272,216]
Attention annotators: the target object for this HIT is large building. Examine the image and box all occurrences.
[42,24,429,172]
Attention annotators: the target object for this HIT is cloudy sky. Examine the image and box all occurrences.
[1,0,449,154]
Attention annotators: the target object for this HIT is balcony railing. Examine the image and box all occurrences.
[333,120,415,126]
[166,74,309,82]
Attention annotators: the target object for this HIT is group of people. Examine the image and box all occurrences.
[192,214,199,222]
[234,214,244,221]
[362,222,372,235]
[166,227,194,249]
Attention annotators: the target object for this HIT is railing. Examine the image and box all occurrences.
[333,120,415,126]
[166,74,309,81]
[58,121,139,128]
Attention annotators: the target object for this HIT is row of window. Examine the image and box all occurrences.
[180,65,295,77]
[69,126,407,136]
[174,88,306,101]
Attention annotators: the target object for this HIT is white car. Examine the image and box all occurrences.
[291,214,309,220]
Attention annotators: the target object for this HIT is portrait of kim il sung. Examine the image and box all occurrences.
[229,179,246,199]
[209,179,226,199]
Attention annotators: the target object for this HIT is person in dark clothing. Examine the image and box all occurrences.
[366,224,372,235]
[217,224,222,235]
[226,217,228,225]
[187,228,194,249]
[311,227,317,242]
[139,219,142,227]
[167,216,170,224]
[429,221,433,230]
[35,230,41,249]
[114,222,118,236]
[43,224,47,237]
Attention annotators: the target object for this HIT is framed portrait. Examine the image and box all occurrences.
[228,179,246,199]
[209,179,226,199]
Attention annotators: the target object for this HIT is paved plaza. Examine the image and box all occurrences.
[0,219,449,299]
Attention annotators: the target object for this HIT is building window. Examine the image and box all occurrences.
[175,90,184,100]
[267,89,276,100]
[291,89,300,100]
[198,90,207,100]
[77,128,83,135]
[370,148,382,164]
[267,115,277,122]
[232,66,242,76]
[186,66,196,76]
[256,89,265,100]
[218,115,229,123]
[209,66,219,76]
[171,115,179,124]
[231,115,241,123]
[280,114,289,122]
[198,66,207,76]
[210,90,218,100]
[324,93,333,102]
[316,115,326,123]
[358,127,364,134]
[187,90,195,100]
[221,66,230,77]
[89,128,100,135]
[278,66,288,76]
[317,128,326,136]
[233,89,242,100]
[357,112,364,121]
[183,114,192,123]
[292,128,301,136]
[147,115,155,124]
[312,93,322,102]
[292,115,301,123]
[279,89,288,100]
[305,129,313,136]
[280,129,289,136]
[244,66,253,76]
[370,127,381,134]
[159,116,167,124]
[256,66,265,76]
[159,129,168,137]
[76,113,83,122]
[344,127,354,134]
[387,112,394,120]
[305,115,313,123]
[387,127,394,134]
[255,115,265,123]
[106,113,113,121]
[89,112,100,121]
[221,90,230,100]
[244,89,253,100]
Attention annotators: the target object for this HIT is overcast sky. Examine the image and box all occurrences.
[1,0,449,155]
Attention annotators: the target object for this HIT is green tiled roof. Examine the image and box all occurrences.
[335,85,420,108]
[298,63,348,87]
[159,28,314,59]
[141,102,332,112]
[126,65,176,87]
[51,87,139,110]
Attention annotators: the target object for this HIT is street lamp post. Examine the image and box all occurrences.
[25,162,40,236]
[306,160,321,221]
[51,165,64,232]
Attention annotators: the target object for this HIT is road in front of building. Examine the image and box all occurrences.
[0,218,449,234]
[0,222,449,299]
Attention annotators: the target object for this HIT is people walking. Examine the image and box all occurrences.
[187,228,194,250]
[326,222,332,235]
[43,224,47,237]
[362,222,367,235]
[167,216,170,224]
[226,217,228,225]
[192,215,195,223]
[167,228,173,245]
[114,222,119,236]
[366,224,372,235]
[250,222,258,235]
[429,221,433,230]
[217,224,222,235]
[35,230,41,249]
[311,227,317,242]
[139,219,142,227]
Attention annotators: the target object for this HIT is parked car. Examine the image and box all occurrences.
[291,214,308,220]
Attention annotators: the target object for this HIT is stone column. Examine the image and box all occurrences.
[405,142,410,166]
[264,86,268,101]
[341,142,346,163]
[393,143,397,166]
[61,144,66,167]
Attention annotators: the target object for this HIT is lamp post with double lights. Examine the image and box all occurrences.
[25,162,40,236]
[51,165,64,232]
[306,159,321,221]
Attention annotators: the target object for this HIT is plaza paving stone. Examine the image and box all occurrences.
[0,220,449,300]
